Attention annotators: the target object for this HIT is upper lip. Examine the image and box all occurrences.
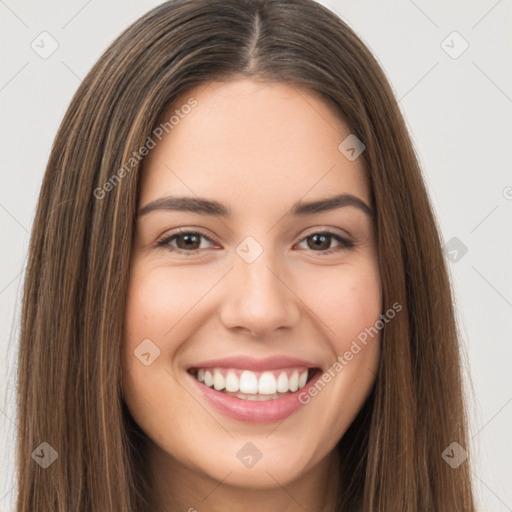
[186,355,321,372]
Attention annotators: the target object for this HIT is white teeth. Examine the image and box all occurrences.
[194,368,312,395]
[239,370,258,394]
[213,369,225,391]
[276,372,289,393]
[258,372,277,395]
[298,369,308,388]
[225,370,239,392]
[289,370,299,392]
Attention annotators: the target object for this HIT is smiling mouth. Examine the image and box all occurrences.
[187,367,320,401]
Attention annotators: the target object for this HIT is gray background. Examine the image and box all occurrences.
[1,0,511,510]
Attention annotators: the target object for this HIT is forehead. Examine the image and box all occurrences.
[139,79,369,213]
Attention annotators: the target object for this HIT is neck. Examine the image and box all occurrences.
[148,442,340,512]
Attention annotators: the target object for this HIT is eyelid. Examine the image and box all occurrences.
[299,225,353,241]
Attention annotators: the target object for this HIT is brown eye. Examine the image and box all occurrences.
[175,233,202,250]
[306,233,331,251]
[157,231,215,254]
[297,231,354,254]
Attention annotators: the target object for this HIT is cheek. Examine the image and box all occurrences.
[122,267,183,406]
[121,266,209,445]
[121,263,224,407]
[298,260,382,349]
[291,262,382,440]
[124,263,216,347]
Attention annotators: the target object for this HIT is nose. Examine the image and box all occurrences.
[218,246,301,337]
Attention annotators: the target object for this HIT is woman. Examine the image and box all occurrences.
[17,0,476,510]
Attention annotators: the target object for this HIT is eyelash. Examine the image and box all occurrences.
[155,228,354,256]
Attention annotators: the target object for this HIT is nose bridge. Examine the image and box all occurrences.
[219,236,300,335]
[236,250,281,305]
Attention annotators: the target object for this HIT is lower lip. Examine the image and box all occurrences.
[188,370,322,423]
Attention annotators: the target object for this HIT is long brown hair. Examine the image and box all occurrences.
[16,0,475,510]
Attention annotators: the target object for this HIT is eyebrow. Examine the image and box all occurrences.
[138,193,373,218]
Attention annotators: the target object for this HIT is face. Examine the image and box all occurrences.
[122,79,382,498]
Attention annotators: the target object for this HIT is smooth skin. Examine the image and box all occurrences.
[122,79,382,512]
